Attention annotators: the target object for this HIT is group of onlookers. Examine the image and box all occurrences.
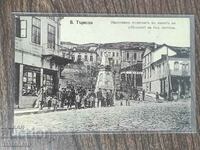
[39,85,115,111]
[35,84,149,111]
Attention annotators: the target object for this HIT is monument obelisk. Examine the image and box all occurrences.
[95,53,114,102]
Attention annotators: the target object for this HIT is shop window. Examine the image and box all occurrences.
[15,18,27,38]
[43,74,54,95]
[32,17,41,44]
[22,71,37,96]
[47,24,55,49]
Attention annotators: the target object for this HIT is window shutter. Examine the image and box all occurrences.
[15,18,21,37]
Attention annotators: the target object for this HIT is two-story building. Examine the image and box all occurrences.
[71,47,97,67]
[119,47,144,91]
[121,47,144,68]
[15,16,71,108]
[143,44,191,99]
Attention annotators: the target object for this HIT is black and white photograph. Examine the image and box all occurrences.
[13,14,195,134]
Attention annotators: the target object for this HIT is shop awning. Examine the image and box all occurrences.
[42,54,73,65]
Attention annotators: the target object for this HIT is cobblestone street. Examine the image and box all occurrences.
[14,100,192,134]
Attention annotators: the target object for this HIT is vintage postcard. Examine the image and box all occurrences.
[13,14,196,134]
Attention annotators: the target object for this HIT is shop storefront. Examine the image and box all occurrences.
[43,69,58,96]
[22,65,41,96]
[15,64,59,108]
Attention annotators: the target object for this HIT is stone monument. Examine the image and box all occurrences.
[95,53,114,93]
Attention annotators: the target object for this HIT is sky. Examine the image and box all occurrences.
[60,16,191,47]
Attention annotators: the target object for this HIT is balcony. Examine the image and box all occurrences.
[15,37,42,55]
[42,43,73,65]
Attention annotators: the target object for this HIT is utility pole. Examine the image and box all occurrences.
[167,47,172,100]
[111,58,116,106]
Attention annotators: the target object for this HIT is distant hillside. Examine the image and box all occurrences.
[99,42,157,50]
[61,41,159,51]
[60,41,190,53]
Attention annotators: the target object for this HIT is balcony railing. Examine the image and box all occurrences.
[42,43,72,59]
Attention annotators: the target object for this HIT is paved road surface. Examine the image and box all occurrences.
[14,100,192,134]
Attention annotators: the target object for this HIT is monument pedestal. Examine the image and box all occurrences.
[95,67,114,91]
[95,54,115,105]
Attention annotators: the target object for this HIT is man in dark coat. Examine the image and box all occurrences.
[96,88,103,107]
[106,91,109,107]
[70,87,76,107]
[60,88,66,108]
[142,89,145,101]
[109,90,113,106]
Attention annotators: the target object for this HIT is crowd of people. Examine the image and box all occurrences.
[34,83,149,111]
[38,84,115,111]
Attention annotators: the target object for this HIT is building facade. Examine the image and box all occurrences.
[121,48,144,68]
[142,44,191,99]
[97,48,121,67]
[71,48,97,66]
[119,48,144,91]
[15,16,71,108]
